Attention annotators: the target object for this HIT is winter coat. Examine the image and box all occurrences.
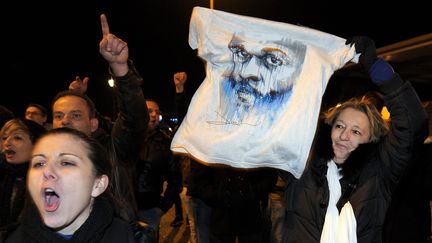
[382,142,432,243]
[0,162,27,227]
[135,128,182,213]
[284,74,429,243]
[195,164,277,235]
[92,61,149,222]
[0,197,136,243]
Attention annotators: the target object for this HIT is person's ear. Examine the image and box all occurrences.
[91,175,109,197]
[90,118,99,133]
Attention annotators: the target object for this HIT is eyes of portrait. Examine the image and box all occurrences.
[229,44,289,69]
[230,45,251,62]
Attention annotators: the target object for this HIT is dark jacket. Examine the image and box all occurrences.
[284,74,428,243]
[0,162,27,227]
[382,142,432,243]
[0,197,153,243]
[135,127,182,213]
[196,164,277,235]
[92,62,149,222]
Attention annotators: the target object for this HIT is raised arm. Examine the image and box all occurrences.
[99,14,129,77]
[348,36,428,186]
[173,72,190,125]
[98,14,149,165]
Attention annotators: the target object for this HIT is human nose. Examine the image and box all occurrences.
[43,163,58,180]
[239,56,261,83]
[149,110,160,119]
[60,114,72,126]
[149,110,157,117]
[2,136,12,147]
[339,128,350,141]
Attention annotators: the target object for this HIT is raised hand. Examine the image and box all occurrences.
[99,14,129,76]
[345,36,377,71]
[69,76,89,94]
[346,36,394,85]
[173,72,187,93]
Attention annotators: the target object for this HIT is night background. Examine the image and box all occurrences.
[2,0,431,121]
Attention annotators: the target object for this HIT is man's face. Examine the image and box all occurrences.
[146,101,160,131]
[52,96,98,136]
[226,38,305,108]
[26,106,47,126]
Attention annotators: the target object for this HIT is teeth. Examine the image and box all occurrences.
[44,188,58,197]
[4,150,15,155]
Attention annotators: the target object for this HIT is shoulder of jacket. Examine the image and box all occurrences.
[0,223,20,242]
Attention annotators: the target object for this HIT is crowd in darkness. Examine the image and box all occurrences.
[0,9,431,243]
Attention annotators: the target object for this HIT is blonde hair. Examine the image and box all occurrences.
[323,96,389,143]
[0,118,46,143]
[1,119,30,139]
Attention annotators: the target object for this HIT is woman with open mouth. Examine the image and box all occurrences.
[0,127,148,242]
[0,118,46,228]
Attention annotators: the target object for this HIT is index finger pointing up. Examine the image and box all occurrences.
[100,14,110,36]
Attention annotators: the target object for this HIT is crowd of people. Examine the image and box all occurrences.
[0,12,431,243]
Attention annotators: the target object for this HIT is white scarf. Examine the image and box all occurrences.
[320,160,357,243]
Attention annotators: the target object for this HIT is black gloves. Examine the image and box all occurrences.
[346,36,394,85]
[345,36,378,71]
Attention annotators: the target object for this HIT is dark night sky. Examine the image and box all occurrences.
[2,0,430,119]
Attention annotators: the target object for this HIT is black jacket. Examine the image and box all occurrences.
[0,162,27,227]
[135,128,182,213]
[194,163,277,235]
[284,74,428,243]
[92,62,149,222]
[0,197,138,243]
[382,142,432,243]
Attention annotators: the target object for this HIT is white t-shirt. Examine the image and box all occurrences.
[171,6,357,178]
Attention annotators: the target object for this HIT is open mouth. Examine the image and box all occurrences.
[44,188,60,212]
[3,149,15,155]
[3,149,16,159]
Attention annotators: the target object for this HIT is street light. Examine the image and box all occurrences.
[108,77,114,87]
[107,77,116,119]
